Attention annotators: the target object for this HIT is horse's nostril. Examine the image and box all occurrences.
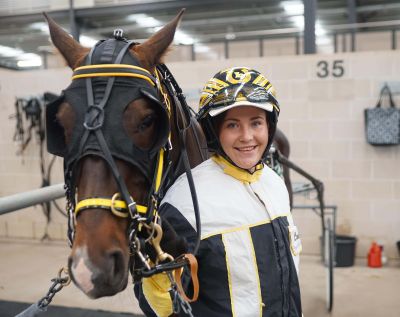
[107,249,125,278]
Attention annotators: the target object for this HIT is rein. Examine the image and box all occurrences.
[156,64,204,255]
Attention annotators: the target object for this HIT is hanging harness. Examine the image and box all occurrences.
[45,30,201,306]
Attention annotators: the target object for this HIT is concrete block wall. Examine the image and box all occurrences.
[0,50,399,261]
[0,68,70,240]
[166,51,400,260]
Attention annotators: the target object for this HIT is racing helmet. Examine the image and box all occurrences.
[197,67,280,160]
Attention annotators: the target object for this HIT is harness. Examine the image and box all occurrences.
[46,30,201,308]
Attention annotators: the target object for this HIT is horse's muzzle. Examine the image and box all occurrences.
[68,247,129,298]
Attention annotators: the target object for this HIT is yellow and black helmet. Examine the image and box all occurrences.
[197,67,280,158]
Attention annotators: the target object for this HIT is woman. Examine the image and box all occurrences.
[135,67,302,317]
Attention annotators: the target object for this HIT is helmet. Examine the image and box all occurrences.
[197,67,280,160]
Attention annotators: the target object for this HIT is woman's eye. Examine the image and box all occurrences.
[226,122,238,129]
[252,120,264,128]
[138,114,155,132]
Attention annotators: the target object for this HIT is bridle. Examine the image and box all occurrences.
[46,30,203,304]
[64,33,168,244]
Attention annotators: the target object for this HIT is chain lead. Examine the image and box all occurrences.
[167,272,194,317]
[37,267,71,309]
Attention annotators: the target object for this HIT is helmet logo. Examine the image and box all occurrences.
[226,68,252,84]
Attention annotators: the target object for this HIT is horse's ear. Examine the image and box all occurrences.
[134,9,185,68]
[43,12,89,69]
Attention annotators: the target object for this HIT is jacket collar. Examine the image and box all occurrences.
[212,155,263,183]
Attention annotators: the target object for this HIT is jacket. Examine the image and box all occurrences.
[135,155,302,317]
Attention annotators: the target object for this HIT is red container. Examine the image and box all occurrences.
[368,242,382,268]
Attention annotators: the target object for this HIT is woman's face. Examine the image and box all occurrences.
[218,106,269,171]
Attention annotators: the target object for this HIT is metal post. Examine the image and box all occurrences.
[342,33,347,52]
[295,34,300,55]
[41,51,48,69]
[334,33,338,53]
[347,0,357,51]
[69,0,79,41]
[0,184,65,215]
[224,40,229,59]
[259,38,264,57]
[304,0,317,54]
[392,29,397,50]
[191,44,195,61]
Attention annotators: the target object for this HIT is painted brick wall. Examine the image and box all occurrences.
[0,50,399,260]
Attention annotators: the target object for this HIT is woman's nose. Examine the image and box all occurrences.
[239,125,253,142]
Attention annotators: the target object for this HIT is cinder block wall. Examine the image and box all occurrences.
[0,50,399,260]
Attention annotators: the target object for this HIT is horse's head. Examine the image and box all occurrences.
[44,10,186,298]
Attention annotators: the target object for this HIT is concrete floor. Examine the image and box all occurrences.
[0,238,399,317]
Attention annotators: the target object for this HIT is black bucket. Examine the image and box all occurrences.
[335,235,357,267]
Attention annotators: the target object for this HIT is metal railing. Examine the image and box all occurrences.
[0,183,64,215]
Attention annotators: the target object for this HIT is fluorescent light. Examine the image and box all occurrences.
[194,44,219,59]
[282,1,304,15]
[225,33,236,40]
[30,22,49,33]
[194,44,210,53]
[17,59,42,68]
[80,35,98,47]
[129,13,194,44]
[127,14,162,28]
[174,30,194,45]
[316,22,327,36]
[17,53,42,68]
[0,45,24,58]
[291,16,304,29]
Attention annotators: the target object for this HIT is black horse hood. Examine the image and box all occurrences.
[46,38,170,181]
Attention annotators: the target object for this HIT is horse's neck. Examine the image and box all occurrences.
[169,94,209,181]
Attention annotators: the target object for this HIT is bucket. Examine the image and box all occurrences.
[335,235,357,267]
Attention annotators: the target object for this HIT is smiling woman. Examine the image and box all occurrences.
[135,67,303,317]
[218,106,269,172]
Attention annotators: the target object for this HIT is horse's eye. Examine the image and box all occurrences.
[138,114,155,132]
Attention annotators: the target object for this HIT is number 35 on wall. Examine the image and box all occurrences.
[316,60,345,78]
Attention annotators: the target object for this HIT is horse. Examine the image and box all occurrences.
[44,9,208,300]
[272,128,293,208]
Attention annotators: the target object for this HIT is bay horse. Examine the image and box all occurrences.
[272,128,293,208]
[44,10,207,300]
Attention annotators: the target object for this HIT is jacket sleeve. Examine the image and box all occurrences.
[134,202,198,317]
[134,273,174,317]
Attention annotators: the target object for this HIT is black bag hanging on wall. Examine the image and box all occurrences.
[364,84,400,146]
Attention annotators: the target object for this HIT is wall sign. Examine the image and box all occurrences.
[316,60,345,78]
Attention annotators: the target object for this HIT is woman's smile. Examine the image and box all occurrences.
[219,106,268,172]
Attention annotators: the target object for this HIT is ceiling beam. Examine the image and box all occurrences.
[1,2,400,28]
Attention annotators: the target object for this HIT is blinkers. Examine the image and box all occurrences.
[46,36,170,183]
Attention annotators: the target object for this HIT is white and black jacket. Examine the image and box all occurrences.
[135,155,302,317]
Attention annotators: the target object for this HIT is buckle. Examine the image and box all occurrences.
[113,29,124,40]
